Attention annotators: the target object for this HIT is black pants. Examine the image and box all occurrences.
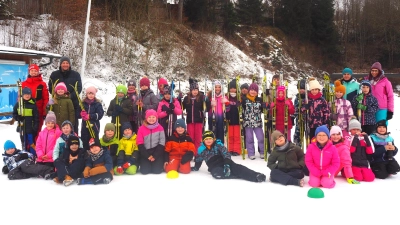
[36,162,55,170]
[270,169,304,186]
[8,160,53,180]
[371,160,400,179]
[54,158,85,181]
[209,159,262,182]
[89,172,113,184]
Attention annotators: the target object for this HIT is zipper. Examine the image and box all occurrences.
[191,99,194,123]
[320,150,323,170]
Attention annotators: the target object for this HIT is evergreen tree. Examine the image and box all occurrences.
[184,0,217,30]
[236,0,264,26]
[222,1,238,38]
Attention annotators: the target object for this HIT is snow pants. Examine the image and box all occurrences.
[352,166,375,182]
[245,127,264,157]
[187,122,203,155]
[228,125,241,154]
[165,157,191,174]
[8,159,53,180]
[54,158,85,181]
[370,160,400,179]
[209,159,262,182]
[308,173,336,188]
[78,172,113,185]
[270,169,304,186]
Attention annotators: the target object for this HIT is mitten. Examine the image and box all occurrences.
[191,166,199,171]
[83,166,91,178]
[2,165,9,174]
[115,105,123,112]
[48,98,54,105]
[357,103,367,111]
[14,153,28,162]
[181,151,194,165]
[387,111,393,120]
[169,102,175,110]
[122,162,131,169]
[82,114,89,121]
[117,166,124,174]
[112,110,120,117]
[89,166,107,176]
[162,105,169,112]
[355,94,363,102]
[223,164,231,177]
[347,177,360,184]
[80,110,88,118]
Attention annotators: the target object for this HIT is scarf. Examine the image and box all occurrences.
[246,94,256,102]
[88,148,104,162]
[61,133,73,142]
[374,133,389,141]
[70,150,79,157]
[146,122,159,130]
[84,98,95,105]
[275,141,289,151]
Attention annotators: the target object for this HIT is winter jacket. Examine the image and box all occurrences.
[242,94,264,128]
[60,147,86,169]
[48,68,82,116]
[157,98,183,135]
[137,122,165,159]
[340,77,359,104]
[22,74,49,118]
[267,142,305,171]
[51,94,75,128]
[53,134,83,160]
[165,131,195,160]
[301,92,330,129]
[206,92,229,116]
[107,96,134,124]
[2,150,34,172]
[116,134,139,166]
[86,147,113,172]
[134,89,159,120]
[81,98,104,139]
[182,94,205,124]
[351,93,379,125]
[100,136,119,158]
[333,140,352,173]
[226,94,240,125]
[35,125,62,163]
[13,98,39,134]
[348,134,374,168]
[194,140,231,172]
[305,141,340,177]
[269,98,295,131]
[334,98,353,130]
[369,133,397,163]
[127,90,138,121]
[368,71,394,112]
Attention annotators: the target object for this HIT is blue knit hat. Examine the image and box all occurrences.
[4,140,16,151]
[342,68,353,75]
[121,122,132,132]
[315,125,330,137]
[174,118,186,130]
[360,80,372,92]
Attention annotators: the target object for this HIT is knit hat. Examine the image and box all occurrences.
[104,123,116,132]
[249,83,259,93]
[375,120,387,131]
[163,85,171,95]
[271,130,284,142]
[59,56,71,65]
[342,68,353,75]
[158,78,168,86]
[189,78,199,91]
[315,125,330,137]
[4,140,16,151]
[45,111,56,123]
[145,109,158,119]
[121,122,132,132]
[116,84,127,95]
[240,83,249,90]
[202,130,215,141]
[298,79,306,90]
[61,120,74,132]
[371,62,383,72]
[55,82,68,92]
[229,79,237,89]
[174,118,186,130]
[360,80,371,92]
[277,86,285,100]
[348,117,362,131]
[28,64,39,72]
[127,79,136,87]
[22,87,32,95]
[214,80,222,87]
[140,76,150,87]
[334,80,346,94]
[329,125,343,137]
[67,136,80,147]
[307,187,324,199]
[308,78,321,90]
[89,137,101,148]
[85,86,97,95]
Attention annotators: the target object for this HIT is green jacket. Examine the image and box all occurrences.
[267,142,305,171]
[51,94,75,128]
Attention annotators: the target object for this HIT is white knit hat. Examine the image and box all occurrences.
[330,125,343,137]
[348,117,362,131]
[308,78,321,90]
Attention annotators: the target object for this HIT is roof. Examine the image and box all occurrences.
[0,46,62,58]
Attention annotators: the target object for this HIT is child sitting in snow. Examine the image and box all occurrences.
[115,122,139,175]
[191,130,266,182]
[100,123,119,167]
[52,120,82,161]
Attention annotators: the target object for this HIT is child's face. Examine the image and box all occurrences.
[229,87,236,93]
[146,115,157,124]
[330,133,342,142]
[361,85,370,94]
[377,126,387,135]
[278,91,284,98]
[70,144,79,151]
[29,69,39,77]
[176,127,185,135]
[23,94,31,101]
[350,128,361,135]
[273,78,280,86]
[117,92,125,98]
[191,89,198,96]
[203,138,214,146]
[249,89,257,97]
[164,93,171,101]
[62,124,72,134]
[124,128,133,136]
[335,92,344,99]
[56,89,65,95]
[310,89,319,95]
[241,89,248,95]
[105,130,115,138]
[158,84,165,92]
[316,132,329,144]
[90,146,101,154]
[214,85,221,94]
[86,92,95,100]
[274,135,285,146]
[128,85,136,92]
[5,148,15,155]
[46,122,55,129]
[140,85,149,91]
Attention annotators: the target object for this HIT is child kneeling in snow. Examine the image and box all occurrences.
[191,131,266,182]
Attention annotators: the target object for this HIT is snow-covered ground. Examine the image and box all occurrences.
[0,78,399,225]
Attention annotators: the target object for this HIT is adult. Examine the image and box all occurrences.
[48,56,82,133]
[338,67,359,114]
[367,62,394,123]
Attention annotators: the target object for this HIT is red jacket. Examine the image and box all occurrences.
[165,132,195,159]
[270,98,295,131]
[22,75,49,117]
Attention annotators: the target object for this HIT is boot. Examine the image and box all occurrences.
[63,175,74,187]
[256,173,266,182]
[53,177,62,184]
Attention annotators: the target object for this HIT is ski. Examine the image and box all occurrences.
[167,81,175,137]
[262,71,269,161]
[236,75,246,160]
[17,79,25,151]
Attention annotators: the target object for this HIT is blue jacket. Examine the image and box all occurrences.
[86,147,113,172]
[194,140,230,171]
[370,133,398,163]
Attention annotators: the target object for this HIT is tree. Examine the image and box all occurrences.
[236,0,264,26]
[222,1,238,38]
[184,0,217,31]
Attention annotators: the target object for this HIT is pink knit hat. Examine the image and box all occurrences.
[86,86,97,95]
[329,125,343,137]
[277,86,285,100]
[158,78,168,86]
[55,82,68,92]
[145,109,158,120]
[140,76,150,87]
[45,111,56,123]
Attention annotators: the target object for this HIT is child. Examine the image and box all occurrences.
[206,80,229,144]
[269,86,295,141]
[35,111,62,168]
[49,82,75,129]
[157,77,168,100]
[241,83,265,159]
[100,123,119,167]
[240,83,249,100]
[80,86,104,150]
[191,130,266,182]
[293,79,306,146]
[115,122,139,175]
[347,117,375,182]
[106,84,134,139]
[127,79,139,133]
[351,80,379,135]
[225,79,241,155]
[164,119,195,174]
[51,136,86,186]
[53,120,82,161]
[2,140,53,180]
[301,78,330,141]
[267,130,305,187]
[77,138,113,185]
[329,126,359,184]
[157,85,183,138]
[22,64,49,137]
[305,125,340,188]
[135,76,159,124]
[182,79,205,154]
[13,86,39,156]
[137,109,165,174]
[369,120,400,179]
[332,80,354,137]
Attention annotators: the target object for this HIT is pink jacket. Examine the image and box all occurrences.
[305,141,340,177]
[371,77,394,112]
[36,125,62,163]
[333,139,353,178]
[157,98,182,119]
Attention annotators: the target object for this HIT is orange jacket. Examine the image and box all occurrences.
[165,131,195,159]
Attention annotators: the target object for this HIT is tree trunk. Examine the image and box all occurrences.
[178,0,183,23]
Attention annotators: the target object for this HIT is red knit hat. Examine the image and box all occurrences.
[140,76,150,87]
[28,64,39,72]
[158,78,168,86]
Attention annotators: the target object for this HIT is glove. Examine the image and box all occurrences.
[162,105,169,112]
[112,110,120,117]
[89,166,107,176]
[223,164,231,177]
[2,165,9,174]
[122,162,131,169]
[387,111,393,120]
[48,98,54,105]
[169,102,175,110]
[356,94,363,102]
[211,100,216,107]
[115,105,123,112]
[347,177,360,184]
[117,166,124,174]
[181,151,194,165]
[357,103,367,111]
[80,110,88,118]
[14,153,28,162]
[82,114,89,121]
[83,166,91,178]
[191,167,199,171]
